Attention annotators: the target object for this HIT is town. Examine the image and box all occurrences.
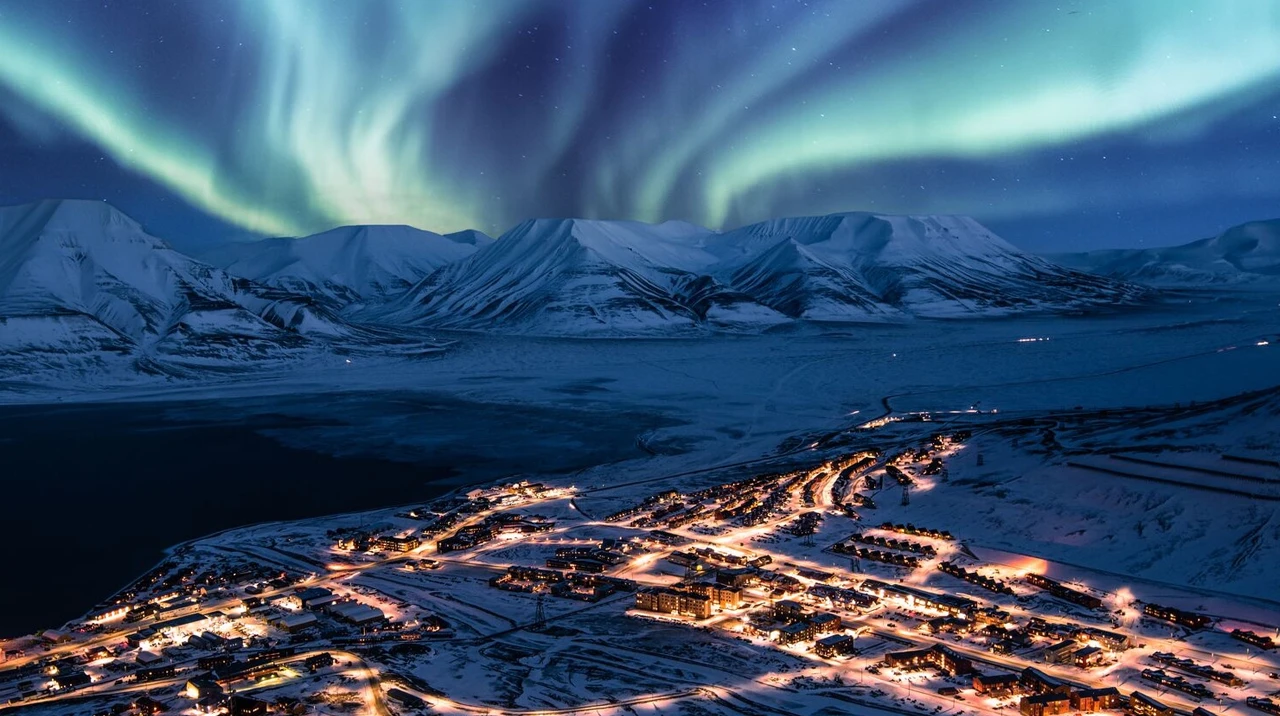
[2,419,1278,716]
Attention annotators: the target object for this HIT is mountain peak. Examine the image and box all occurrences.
[200,222,491,310]
[0,199,157,250]
[444,228,494,246]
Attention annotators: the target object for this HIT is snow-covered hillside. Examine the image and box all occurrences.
[1054,219,1280,286]
[388,211,1145,334]
[712,212,1142,320]
[381,217,783,334]
[0,201,1157,385]
[201,224,492,310]
[0,200,350,380]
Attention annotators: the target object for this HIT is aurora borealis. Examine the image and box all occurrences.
[1,0,1279,250]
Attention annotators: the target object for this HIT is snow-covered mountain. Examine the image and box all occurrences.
[711,213,1141,320]
[386,211,1145,334]
[0,201,1152,363]
[380,217,784,334]
[201,224,492,310]
[1053,219,1280,286]
[0,200,350,378]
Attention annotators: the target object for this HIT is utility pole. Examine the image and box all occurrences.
[901,484,910,507]
[534,592,546,629]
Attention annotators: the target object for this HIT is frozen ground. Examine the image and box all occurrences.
[7,289,1275,471]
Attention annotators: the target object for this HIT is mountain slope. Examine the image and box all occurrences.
[0,200,348,377]
[1054,219,1280,286]
[201,224,491,310]
[381,217,779,334]
[388,211,1145,334]
[711,213,1144,319]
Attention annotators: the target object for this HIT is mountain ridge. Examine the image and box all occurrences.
[0,199,1155,345]
[383,210,1148,334]
[201,223,493,311]
[1053,218,1280,285]
[0,199,354,380]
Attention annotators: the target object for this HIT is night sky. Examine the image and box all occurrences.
[1,0,1279,253]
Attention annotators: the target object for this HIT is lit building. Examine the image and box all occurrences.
[685,582,742,610]
[185,676,224,700]
[1142,603,1211,630]
[1020,667,1070,696]
[1128,692,1174,716]
[269,612,318,633]
[1071,646,1105,668]
[860,579,976,618]
[1020,693,1072,716]
[375,534,420,552]
[1071,687,1121,712]
[777,621,818,644]
[1074,626,1130,651]
[1024,574,1103,610]
[634,587,711,619]
[884,645,974,675]
[814,634,856,658]
[1042,640,1078,664]
[973,673,1021,696]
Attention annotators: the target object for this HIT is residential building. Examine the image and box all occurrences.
[1020,667,1070,696]
[1072,646,1105,668]
[777,621,818,644]
[1075,626,1130,652]
[634,587,712,619]
[1020,693,1072,716]
[885,645,974,675]
[1143,604,1211,630]
[814,634,856,658]
[973,673,1022,697]
[685,582,742,610]
[1129,692,1174,716]
[1042,640,1078,664]
[304,653,334,672]
[1025,574,1103,610]
[773,600,806,620]
[184,676,224,700]
[809,612,841,634]
[1072,687,1121,712]
[860,579,976,618]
